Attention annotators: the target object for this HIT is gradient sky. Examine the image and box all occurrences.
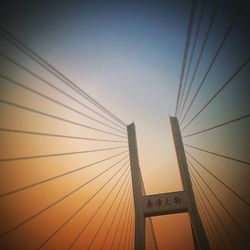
[0,0,250,249]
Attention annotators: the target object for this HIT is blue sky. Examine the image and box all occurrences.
[0,0,250,249]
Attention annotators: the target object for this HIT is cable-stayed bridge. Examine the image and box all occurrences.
[0,0,250,249]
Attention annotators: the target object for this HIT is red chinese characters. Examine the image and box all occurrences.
[174,196,182,205]
[147,199,153,208]
[146,196,182,209]
[165,197,171,206]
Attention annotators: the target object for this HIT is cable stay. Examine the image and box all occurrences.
[175,0,197,116]
[0,151,128,198]
[0,3,248,249]
[185,144,250,166]
[0,28,127,128]
[181,56,250,131]
[180,3,242,126]
[37,160,129,249]
[127,214,135,250]
[0,74,127,135]
[0,128,128,143]
[128,205,135,250]
[116,196,133,250]
[110,184,133,250]
[0,52,126,132]
[121,202,134,250]
[187,157,250,242]
[59,76,127,128]
[185,150,249,206]
[69,168,130,249]
[0,146,127,162]
[182,113,250,138]
[0,99,127,138]
[88,179,130,249]
[101,185,132,249]
[190,166,239,249]
[0,155,129,238]
[178,0,220,123]
[191,175,232,250]
[194,190,222,250]
[178,0,207,119]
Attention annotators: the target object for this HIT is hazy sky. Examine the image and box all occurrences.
[0,0,249,249]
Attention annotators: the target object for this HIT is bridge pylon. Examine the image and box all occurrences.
[127,117,210,250]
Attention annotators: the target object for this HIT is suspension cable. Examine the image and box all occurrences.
[116,195,133,250]
[0,128,128,143]
[0,151,128,198]
[0,146,127,162]
[194,190,221,249]
[127,213,135,250]
[0,28,127,127]
[182,113,250,138]
[181,57,250,131]
[188,157,250,242]
[122,201,134,250]
[180,2,242,126]
[37,160,129,249]
[110,181,132,250]
[179,0,220,123]
[0,51,126,131]
[0,73,127,135]
[125,203,134,250]
[191,175,229,249]
[175,0,197,116]
[86,177,131,250]
[69,168,130,249]
[178,0,207,119]
[101,185,132,249]
[186,150,249,206]
[0,99,127,138]
[0,155,129,238]
[190,166,239,249]
[185,144,250,166]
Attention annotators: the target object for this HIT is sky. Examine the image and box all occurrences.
[0,0,250,249]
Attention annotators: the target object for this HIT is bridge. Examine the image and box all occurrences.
[0,0,250,249]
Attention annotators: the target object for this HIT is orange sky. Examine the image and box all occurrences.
[1,0,250,249]
[0,86,197,249]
